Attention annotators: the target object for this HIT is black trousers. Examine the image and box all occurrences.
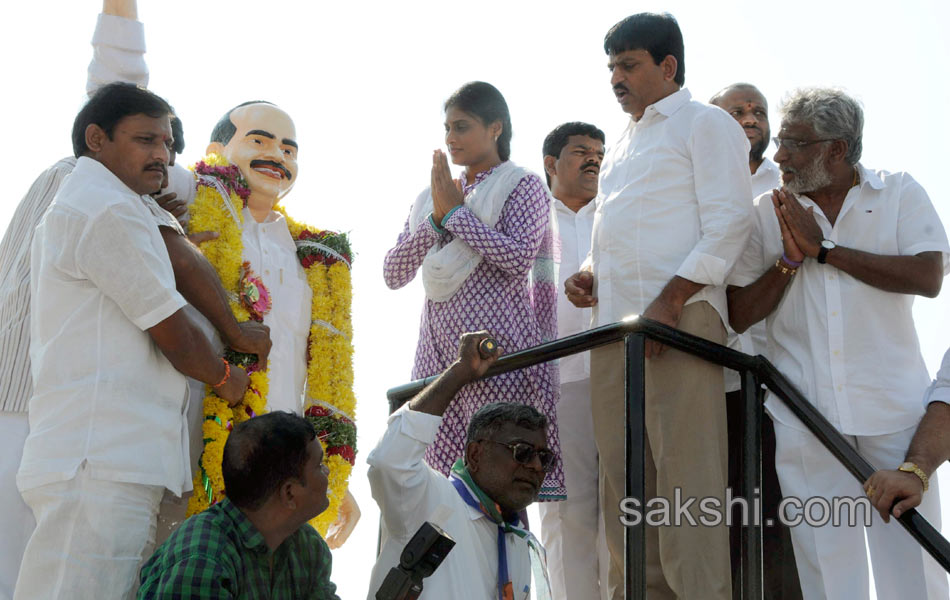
[726,390,802,600]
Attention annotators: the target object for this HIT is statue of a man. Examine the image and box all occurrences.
[185,100,358,543]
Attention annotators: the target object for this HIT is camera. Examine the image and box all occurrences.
[375,521,456,600]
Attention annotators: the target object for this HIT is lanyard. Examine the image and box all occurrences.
[449,475,516,600]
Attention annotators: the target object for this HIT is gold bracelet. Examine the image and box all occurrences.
[774,258,798,276]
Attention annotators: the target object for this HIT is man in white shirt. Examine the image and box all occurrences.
[728,87,949,599]
[864,346,950,522]
[539,121,608,600]
[0,4,273,595]
[14,83,251,600]
[565,13,752,600]
[368,332,552,600]
[710,83,800,600]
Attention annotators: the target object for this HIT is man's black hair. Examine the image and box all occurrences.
[170,115,185,155]
[541,122,606,186]
[604,12,685,86]
[209,100,276,145]
[222,411,316,511]
[466,402,547,446]
[71,82,173,158]
[444,82,513,162]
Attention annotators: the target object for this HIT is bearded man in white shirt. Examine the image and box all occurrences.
[711,82,801,600]
[728,87,949,599]
[539,121,608,600]
[368,332,553,600]
[564,13,752,600]
[15,83,252,600]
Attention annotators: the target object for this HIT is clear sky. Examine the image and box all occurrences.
[2,0,949,597]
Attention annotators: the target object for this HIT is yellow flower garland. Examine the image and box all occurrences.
[185,154,356,537]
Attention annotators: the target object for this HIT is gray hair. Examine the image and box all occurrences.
[466,402,547,445]
[780,87,864,165]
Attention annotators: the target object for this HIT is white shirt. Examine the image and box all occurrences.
[924,346,950,407]
[240,208,312,414]
[19,157,190,494]
[744,157,782,358]
[730,165,950,435]
[555,198,596,384]
[590,88,753,328]
[367,405,534,600]
[0,14,147,414]
[725,157,781,391]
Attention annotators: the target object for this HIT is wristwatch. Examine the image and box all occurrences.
[898,461,929,492]
[817,239,836,264]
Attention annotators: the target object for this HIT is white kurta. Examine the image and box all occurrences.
[367,405,534,600]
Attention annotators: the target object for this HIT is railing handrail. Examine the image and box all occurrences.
[385,317,950,573]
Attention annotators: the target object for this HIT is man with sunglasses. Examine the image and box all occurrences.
[727,87,949,599]
[368,332,554,600]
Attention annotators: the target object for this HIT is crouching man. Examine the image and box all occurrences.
[138,412,339,599]
[367,332,553,599]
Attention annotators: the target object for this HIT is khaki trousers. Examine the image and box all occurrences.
[591,301,731,600]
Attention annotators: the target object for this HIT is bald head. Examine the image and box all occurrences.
[710,83,770,169]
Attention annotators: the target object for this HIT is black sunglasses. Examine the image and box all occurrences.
[481,439,557,472]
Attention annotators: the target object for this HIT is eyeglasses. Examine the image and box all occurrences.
[481,440,557,472]
[772,137,836,151]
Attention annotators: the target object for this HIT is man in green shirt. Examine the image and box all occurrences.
[138,412,338,599]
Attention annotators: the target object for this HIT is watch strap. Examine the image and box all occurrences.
[898,462,929,492]
[817,245,830,264]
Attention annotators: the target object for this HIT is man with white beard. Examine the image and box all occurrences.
[727,87,949,599]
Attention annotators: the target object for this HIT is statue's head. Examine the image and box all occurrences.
[207,101,298,207]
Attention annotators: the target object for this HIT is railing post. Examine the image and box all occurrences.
[624,334,646,600]
[738,369,764,599]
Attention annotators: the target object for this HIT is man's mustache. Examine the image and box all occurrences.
[613,83,629,94]
[145,161,167,175]
[250,159,292,181]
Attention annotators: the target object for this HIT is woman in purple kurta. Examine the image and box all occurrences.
[383,82,564,500]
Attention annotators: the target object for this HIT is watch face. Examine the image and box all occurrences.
[821,240,836,250]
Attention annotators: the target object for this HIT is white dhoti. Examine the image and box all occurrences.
[14,463,163,600]
[0,413,32,600]
[774,420,948,599]
[539,379,609,600]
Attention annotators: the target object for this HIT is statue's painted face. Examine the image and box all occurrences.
[215,103,298,203]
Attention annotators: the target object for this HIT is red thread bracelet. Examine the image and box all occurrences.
[212,359,230,388]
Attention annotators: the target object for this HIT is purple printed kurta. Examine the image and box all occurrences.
[384,164,564,500]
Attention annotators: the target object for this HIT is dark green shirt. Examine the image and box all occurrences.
[138,499,339,599]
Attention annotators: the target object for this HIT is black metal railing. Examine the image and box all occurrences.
[386,317,950,599]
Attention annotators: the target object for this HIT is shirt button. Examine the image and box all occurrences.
[265,270,270,275]
[833,350,840,356]
[837,385,843,392]
[831,311,838,317]
[828,274,835,280]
